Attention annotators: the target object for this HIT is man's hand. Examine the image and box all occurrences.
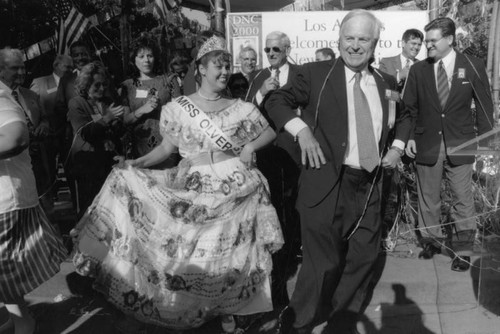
[381,149,401,169]
[259,77,279,96]
[399,66,410,81]
[405,139,417,158]
[297,127,326,169]
[33,123,49,138]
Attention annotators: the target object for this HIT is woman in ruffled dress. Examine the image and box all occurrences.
[71,35,283,332]
[0,72,66,333]
[120,37,181,169]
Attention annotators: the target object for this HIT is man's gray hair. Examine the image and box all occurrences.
[53,54,72,70]
[340,9,383,41]
[239,46,257,59]
[266,31,291,48]
[0,47,24,70]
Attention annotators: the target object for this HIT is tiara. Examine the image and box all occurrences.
[196,35,227,60]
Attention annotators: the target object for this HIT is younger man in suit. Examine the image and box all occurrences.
[404,17,494,271]
[379,28,423,92]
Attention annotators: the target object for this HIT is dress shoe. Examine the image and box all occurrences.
[418,243,441,259]
[451,256,471,272]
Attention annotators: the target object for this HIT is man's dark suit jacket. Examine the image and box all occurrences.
[379,55,402,80]
[379,54,419,92]
[266,58,412,208]
[246,64,301,165]
[403,52,494,166]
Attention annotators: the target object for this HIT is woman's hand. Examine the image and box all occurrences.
[144,96,159,113]
[104,103,124,123]
[240,144,257,168]
[133,96,159,120]
[113,155,138,168]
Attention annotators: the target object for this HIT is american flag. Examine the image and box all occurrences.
[152,0,169,22]
[56,7,91,55]
[54,0,73,19]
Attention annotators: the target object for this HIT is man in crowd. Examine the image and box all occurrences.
[379,28,423,92]
[404,17,494,271]
[228,46,258,99]
[266,10,411,333]
[315,47,336,62]
[239,46,258,82]
[30,54,73,206]
[53,41,92,217]
[245,31,303,308]
[0,47,52,212]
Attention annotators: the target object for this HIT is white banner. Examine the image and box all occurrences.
[227,11,428,70]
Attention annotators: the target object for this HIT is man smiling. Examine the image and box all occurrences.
[379,28,423,92]
[403,17,493,272]
[267,10,411,333]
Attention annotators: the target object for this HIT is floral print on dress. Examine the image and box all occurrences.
[71,98,283,329]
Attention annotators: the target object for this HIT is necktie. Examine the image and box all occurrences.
[405,58,411,69]
[354,72,379,172]
[11,90,34,132]
[275,68,280,88]
[437,60,449,109]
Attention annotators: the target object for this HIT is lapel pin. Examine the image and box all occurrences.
[458,68,466,79]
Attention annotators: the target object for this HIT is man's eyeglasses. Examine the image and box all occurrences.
[424,36,445,46]
[264,46,284,53]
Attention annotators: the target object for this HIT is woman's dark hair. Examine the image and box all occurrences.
[128,37,162,84]
[194,50,232,85]
[168,55,189,74]
[75,61,108,98]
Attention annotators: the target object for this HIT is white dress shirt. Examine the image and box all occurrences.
[344,67,383,168]
[434,49,456,90]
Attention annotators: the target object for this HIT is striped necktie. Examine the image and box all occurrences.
[11,90,34,132]
[437,60,449,109]
[354,72,379,172]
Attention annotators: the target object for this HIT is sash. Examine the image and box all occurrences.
[172,96,242,154]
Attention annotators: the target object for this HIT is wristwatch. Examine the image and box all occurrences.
[390,146,404,156]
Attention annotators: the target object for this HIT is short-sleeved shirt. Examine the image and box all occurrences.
[0,93,38,213]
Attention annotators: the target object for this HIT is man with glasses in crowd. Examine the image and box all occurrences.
[246,31,302,308]
[404,17,494,271]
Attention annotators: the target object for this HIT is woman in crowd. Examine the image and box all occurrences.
[0,90,66,334]
[120,37,181,168]
[67,61,124,218]
[71,35,283,333]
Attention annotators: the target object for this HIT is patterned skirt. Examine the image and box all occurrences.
[0,205,67,302]
[72,154,284,329]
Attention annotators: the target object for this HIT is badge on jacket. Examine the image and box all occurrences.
[458,68,466,79]
[385,89,399,129]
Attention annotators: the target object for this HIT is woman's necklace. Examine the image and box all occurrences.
[198,90,221,101]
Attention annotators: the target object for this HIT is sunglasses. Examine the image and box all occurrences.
[264,46,284,53]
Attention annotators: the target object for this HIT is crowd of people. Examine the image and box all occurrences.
[0,7,493,334]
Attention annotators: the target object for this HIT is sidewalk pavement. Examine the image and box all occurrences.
[1,214,499,333]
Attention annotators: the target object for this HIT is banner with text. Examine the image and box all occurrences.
[227,11,428,71]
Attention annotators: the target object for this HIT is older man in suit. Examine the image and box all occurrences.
[0,47,52,212]
[404,17,494,271]
[379,29,423,92]
[266,10,411,333]
[245,31,303,307]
